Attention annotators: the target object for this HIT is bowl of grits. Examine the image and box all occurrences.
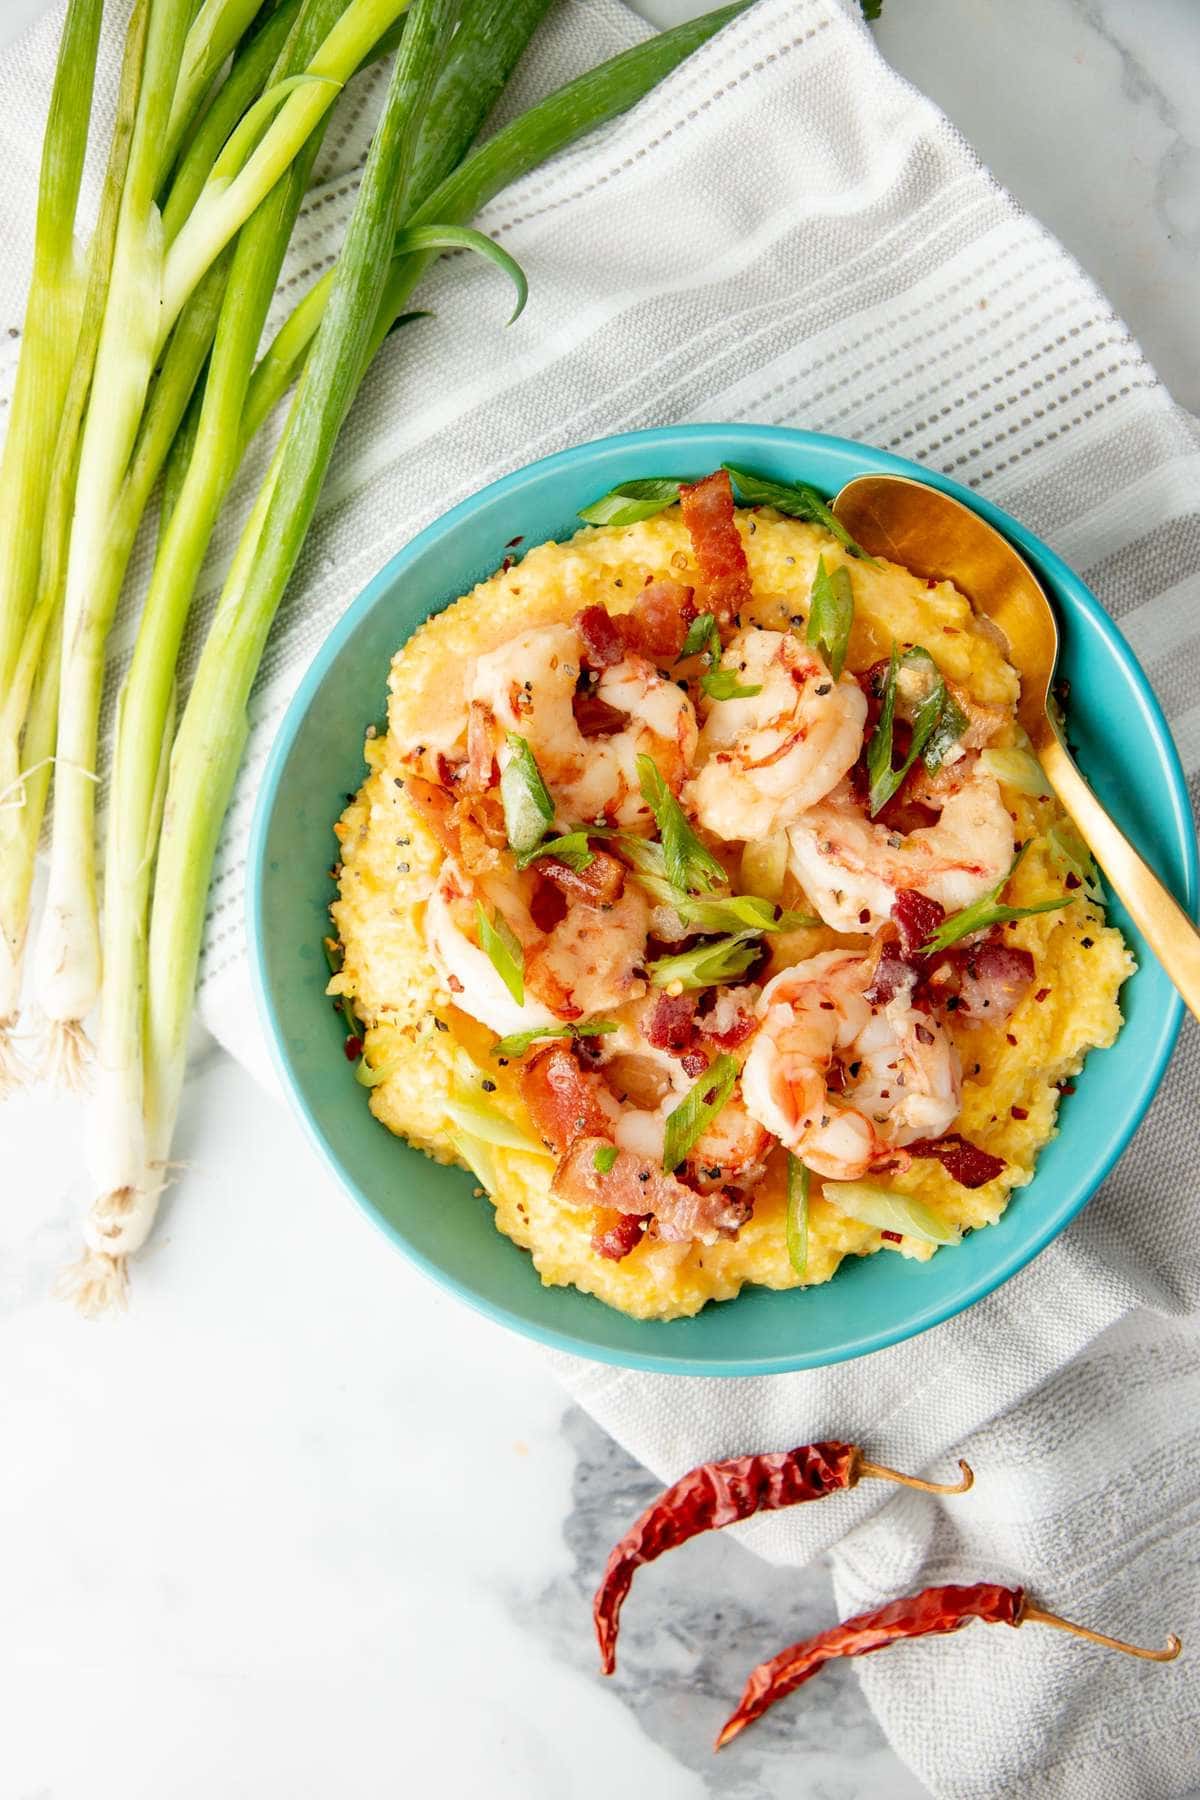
[247,424,1195,1374]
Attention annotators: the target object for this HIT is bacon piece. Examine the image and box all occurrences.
[542,850,625,909]
[642,991,698,1052]
[892,890,946,958]
[622,578,696,660]
[906,1134,1006,1189]
[521,1046,612,1156]
[573,689,630,737]
[679,470,752,626]
[864,947,912,1007]
[529,878,569,933]
[466,699,498,790]
[406,774,460,857]
[680,1050,709,1078]
[576,604,626,668]
[553,1137,748,1244]
[954,942,1035,1024]
[591,1209,649,1261]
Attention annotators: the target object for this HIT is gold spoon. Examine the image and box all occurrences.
[831,472,1200,1023]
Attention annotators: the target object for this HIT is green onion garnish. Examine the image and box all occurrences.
[866,644,965,815]
[805,554,854,681]
[721,464,877,564]
[578,476,682,527]
[593,1143,619,1174]
[636,753,726,894]
[662,1052,739,1172]
[786,1154,809,1278]
[921,844,1073,953]
[700,669,763,701]
[1045,819,1104,902]
[490,1018,618,1058]
[515,829,595,873]
[476,900,526,1005]
[647,932,761,991]
[500,731,554,857]
[678,610,719,662]
[821,1179,960,1246]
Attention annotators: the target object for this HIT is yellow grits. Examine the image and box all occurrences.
[329,508,1132,1320]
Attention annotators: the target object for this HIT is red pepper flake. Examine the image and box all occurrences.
[1035,987,1051,1003]
[1065,872,1081,890]
[1006,1032,1018,1046]
[1011,1105,1029,1121]
[501,556,513,573]
[447,973,464,994]
[505,535,524,549]
[880,1229,903,1243]
[343,1035,363,1061]
[925,576,938,589]
[1058,1080,1076,1095]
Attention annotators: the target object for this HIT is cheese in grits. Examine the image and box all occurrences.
[328,470,1132,1321]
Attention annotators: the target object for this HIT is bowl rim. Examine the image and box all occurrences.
[247,422,1196,1376]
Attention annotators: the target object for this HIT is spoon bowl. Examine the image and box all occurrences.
[832,472,1200,1022]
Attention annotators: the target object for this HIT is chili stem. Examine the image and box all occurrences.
[855,1456,975,1496]
[1020,1603,1181,1662]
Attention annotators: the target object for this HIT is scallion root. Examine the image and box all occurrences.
[0,1017,30,1096]
[53,1247,129,1319]
[39,1017,93,1092]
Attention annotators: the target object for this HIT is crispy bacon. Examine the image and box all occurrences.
[864,947,912,1007]
[892,890,946,958]
[573,689,630,737]
[406,774,460,857]
[642,991,698,1052]
[679,470,752,626]
[591,1208,649,1261]
[553,1137,748,1244]
[521,1045,612,1156]
[576,604,627,668]
[621,578,696,659]
[542,850,625,909]
[466,699,498,790]
[906,1134,1006,1189]
[954,942,1035,1024]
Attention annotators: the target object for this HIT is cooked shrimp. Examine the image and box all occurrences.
[741,950,961,1180]
[687,628,867,841]
[467,621,697,828]
[424,851,650,1035]
[787,773,1013,933]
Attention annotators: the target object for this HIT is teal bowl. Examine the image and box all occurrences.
[247,424,1196,1375]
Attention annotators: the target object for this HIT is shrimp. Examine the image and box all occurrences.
[787,772,1013,934]
[741,950,961,1180]
[467,621,697,828]
[687,628,867,841]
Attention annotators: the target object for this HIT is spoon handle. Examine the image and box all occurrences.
[1040,735,1200,1024]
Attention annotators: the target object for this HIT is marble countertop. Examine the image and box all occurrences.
[4,3,1197,1797]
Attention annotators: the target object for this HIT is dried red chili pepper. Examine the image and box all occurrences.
[716,1582,1182,1749]
[593,1442,973,1674]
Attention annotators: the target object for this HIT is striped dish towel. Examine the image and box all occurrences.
[3,1,1197,1793]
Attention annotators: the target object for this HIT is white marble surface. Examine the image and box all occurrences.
[3,3,1197,1798]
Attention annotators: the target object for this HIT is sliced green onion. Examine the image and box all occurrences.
[662,1052,739,1172]
[636,752,726,894]
[355,1052,401,1088]
[700,669,763,701]
[593,1143,619,1174]
[978,746,1052,798]
[579,477,682,527]
[822,1179,961,1246]
[672,893,815,935]
[444,1092,552,1155]
[721,464,877,564]
[476,900,526,1005]
[866,644,964,814]
[500,731,553,857]
[490,1018,618,1059]
[922,843,1073,953]
[786,1154,808,1278]
[739,831,789,903]
[805,555,854,680]
[648,932,761,991]
[448,1127,503,1193]
[1045,819,1104,903]
[678,610,718,662]
[516,829,595,873]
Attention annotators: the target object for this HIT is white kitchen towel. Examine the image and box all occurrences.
[4,1,1199,1795]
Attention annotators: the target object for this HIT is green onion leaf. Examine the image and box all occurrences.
[822,1179,960,1246]
[978,746,1052,798]
[921,844,1074,953]
[866,645,965,814]
[579,477,682,527]
[445,1092,552,1156]
[593,1143,619,1174]
[490,1017,618,1058]
[786,1154,809,1278]
[662,1052,739,1172]
[721,464,878,564]
[355,1053,402,1088]
[515,829,595,873]
[392,223,528,324]
[805,555,854,680]
[636,752,726,894]
[647,932,761,991]
[673,893,816,934]
[448,1127,503,1195]
[475,900,526,1005]
[1045,819,1104,902]
[500,731,554,857]
[700,669,763,701]
[678,610,719,662]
